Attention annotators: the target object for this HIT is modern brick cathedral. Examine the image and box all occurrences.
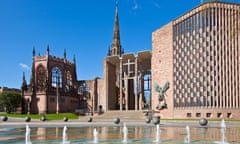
[152,1,240,119]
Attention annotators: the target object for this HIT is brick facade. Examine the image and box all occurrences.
[152,23,174,118]
[152,2,240,119]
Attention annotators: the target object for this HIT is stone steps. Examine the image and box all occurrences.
[92,111,146,121]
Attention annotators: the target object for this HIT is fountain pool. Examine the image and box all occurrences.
[0,123,240,144]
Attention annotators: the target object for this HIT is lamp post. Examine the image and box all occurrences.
[90,90,93,116]
[27,98,30,114]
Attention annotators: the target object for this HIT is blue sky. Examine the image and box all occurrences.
[0,0,238,89]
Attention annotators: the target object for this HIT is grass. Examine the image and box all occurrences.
[0,113,79,120]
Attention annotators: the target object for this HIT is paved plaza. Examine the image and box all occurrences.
[1,117,239,129]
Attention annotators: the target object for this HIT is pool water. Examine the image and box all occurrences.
[0,125,240,144]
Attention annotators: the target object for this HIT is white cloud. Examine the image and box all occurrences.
[132,0,141,11]
[132,0,138,10]
[130,0,160,12]
[19,63,31,70]
[153,1,160,9]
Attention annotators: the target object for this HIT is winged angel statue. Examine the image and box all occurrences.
[154,81,169,110]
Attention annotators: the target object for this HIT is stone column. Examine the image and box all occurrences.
[135,55,138,110]
[92,90,94,115]
[126,75,128,111]
[120,57,123,111]
[139,73,143,110]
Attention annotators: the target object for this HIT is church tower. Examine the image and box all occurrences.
[103,1,151,112]
[108,2,124,56]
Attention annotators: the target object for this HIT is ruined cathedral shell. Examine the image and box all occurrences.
[22,47,80,114]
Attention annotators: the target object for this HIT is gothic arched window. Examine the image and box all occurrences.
[78,83,90,99]
[37,65,46,91]
[51,67,62,88]
[66,70,72,91]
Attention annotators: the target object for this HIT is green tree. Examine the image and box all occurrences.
[0,91,22,113]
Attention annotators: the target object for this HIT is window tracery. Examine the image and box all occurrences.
[66,70,72,91]
[52,67,62,88]
[79,83,90,100]
[37,65,46,91]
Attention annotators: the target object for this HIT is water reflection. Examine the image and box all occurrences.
[35,127,46,140]
[0,126,240,143]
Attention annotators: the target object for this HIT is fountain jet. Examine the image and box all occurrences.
[184,125,190,144]
[219,119,228,144]
[215,119,229,144]
[122,122,128,143]
[61,126,70,144]
[153,124,161,142]
[25,125,32,144]
[221,119,226,129]
[93,128,98,143]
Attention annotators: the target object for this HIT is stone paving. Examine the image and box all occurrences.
[1,116,240,129]
[1,111,240,128]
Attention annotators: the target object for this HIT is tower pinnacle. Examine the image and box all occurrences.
[64,48,67,59]
[110,1,123,56]
[46,44,50,55]
[21,72,27,91]
[32,47,36,57]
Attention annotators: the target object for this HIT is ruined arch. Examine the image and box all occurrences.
[36,64,47,91]
[66,70,72,91]
[51,67,62,88]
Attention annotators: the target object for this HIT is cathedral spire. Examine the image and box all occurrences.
[111,0,122,56]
